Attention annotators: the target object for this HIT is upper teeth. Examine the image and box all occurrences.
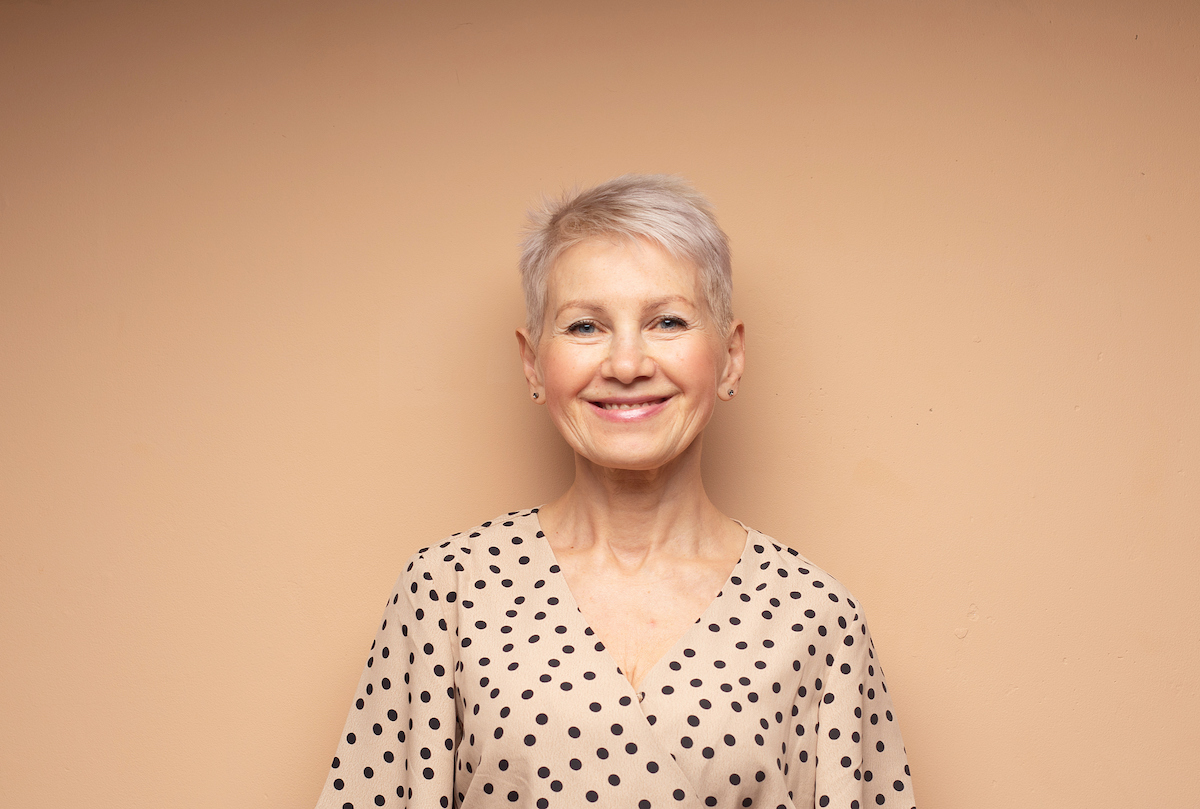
[600,401,657,410]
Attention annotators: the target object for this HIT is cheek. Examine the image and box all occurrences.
[540,347,593,398]
[672,344,723,390]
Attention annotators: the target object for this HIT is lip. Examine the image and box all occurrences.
[586,395,672,422]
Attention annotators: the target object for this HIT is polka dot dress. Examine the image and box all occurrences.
[316,509,915,809]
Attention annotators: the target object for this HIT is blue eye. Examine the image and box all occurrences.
[658,318,686,330]
[568,321,596,335]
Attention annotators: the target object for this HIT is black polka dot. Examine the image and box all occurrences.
[318,512,912,809]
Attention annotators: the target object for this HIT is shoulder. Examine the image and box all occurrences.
[739,526,868,626]
[397,507,544,596]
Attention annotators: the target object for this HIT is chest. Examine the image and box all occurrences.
[559,559,733,688]
[449,575,819,799]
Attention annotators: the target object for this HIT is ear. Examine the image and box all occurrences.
[717,319,745,401]
[516,327,545,403]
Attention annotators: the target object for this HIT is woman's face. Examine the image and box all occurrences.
[518,237,744,472]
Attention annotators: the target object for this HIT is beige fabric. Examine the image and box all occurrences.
[316,509,915,809]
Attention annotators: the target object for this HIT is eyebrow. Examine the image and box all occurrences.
[554,295,695,317]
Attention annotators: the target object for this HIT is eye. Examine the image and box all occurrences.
[567,321,597,335]
[656,317,688,331]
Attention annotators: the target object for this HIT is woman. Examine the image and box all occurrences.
[315,175,915,809]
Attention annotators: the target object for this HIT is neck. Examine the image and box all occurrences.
[539,435,731,561]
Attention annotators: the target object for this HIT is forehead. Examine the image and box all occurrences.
[547,237,703,307]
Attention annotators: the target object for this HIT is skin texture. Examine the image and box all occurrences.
[516,236,746,689]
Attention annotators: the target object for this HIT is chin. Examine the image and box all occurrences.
[579,441,687,472]
[595,458,672,473]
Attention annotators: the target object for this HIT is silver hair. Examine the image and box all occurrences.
[519,174,732,342]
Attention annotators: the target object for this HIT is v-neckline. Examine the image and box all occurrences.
[527,507,753,693]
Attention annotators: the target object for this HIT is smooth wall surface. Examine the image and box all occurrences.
[2,1,1197,807]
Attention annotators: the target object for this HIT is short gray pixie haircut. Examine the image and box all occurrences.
[519,174,732,341]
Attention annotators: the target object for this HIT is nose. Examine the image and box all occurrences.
[601,329,656,384]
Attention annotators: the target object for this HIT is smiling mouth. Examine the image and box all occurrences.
[591,397,669,411]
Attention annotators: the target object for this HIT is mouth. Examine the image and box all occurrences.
[589,396,670,411]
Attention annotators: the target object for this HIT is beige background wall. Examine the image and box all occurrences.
[2,1,1197,807]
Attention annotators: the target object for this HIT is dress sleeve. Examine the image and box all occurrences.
[813,607,915,809]
[315,557,459,809]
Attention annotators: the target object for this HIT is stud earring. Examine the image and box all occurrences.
[532,392,539,399]
[727,389,735,397]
